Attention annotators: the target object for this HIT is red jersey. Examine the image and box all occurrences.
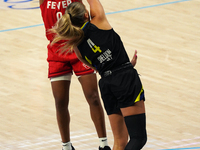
[40,0,94,78]
[40,0,79,41]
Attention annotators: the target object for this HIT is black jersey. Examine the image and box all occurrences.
[77,22,130,75]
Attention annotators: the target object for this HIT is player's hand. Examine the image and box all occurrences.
[131,50,137,67]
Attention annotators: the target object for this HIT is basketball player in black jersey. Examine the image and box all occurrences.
[51,0,147,150]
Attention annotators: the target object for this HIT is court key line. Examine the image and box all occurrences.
[0,0,192,33]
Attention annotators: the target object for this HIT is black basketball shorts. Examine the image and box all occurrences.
[99,67,145,115]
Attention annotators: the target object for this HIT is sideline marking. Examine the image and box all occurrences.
[106,0,191,15]
[0,24,44,32]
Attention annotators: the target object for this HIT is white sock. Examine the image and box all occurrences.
[99,137,108,148]
[62,141,72,150]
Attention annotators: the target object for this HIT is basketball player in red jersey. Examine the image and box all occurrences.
[39,0,111,150]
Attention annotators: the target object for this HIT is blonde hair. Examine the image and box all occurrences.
[50,2,87,53]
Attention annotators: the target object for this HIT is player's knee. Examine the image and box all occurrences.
[86,91,101,106]
[124,113,147,150]
[125,136,147,150]
[54,97,69,111]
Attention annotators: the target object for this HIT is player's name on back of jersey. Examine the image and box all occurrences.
[47,0,73,9]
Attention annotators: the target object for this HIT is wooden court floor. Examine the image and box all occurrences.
[0,0,200,149]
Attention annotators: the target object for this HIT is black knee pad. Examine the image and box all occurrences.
[124,113,147,150]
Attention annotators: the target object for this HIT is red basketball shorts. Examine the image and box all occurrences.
[47,43,94,78]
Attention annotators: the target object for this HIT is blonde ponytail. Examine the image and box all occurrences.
[50,2,87,53]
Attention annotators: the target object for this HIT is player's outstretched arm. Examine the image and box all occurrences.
[74,47,98,72]
[87,0,111,30]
